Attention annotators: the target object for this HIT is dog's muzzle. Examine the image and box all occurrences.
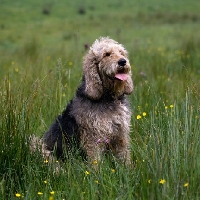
[118,58,126,67]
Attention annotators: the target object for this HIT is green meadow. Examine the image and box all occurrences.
[0,0,200,199]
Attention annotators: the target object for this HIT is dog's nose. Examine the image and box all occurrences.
[118,58,126,67]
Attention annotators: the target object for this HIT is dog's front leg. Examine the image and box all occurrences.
[82,141,103,170]
[115,146,131,166]
[110,136,131,166]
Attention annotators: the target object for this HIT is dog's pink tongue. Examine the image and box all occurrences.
[115,73,128,81]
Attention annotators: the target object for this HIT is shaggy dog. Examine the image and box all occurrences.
[42,37,133,165]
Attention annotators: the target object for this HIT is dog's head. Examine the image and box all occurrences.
[83,37,133,100]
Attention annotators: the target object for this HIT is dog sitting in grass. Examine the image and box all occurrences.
[42,37,133,165]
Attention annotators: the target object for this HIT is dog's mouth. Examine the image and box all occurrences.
[114,65,129,81]
[114,73,128,81]
[105,65,129,81]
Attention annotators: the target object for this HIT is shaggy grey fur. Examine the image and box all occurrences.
[42,37,134,165]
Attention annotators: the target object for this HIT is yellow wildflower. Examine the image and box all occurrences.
[184,183,189,187]
[50,191,55,195]
[69,61,73,66]
[44,159,48,163]
[15,193,21,197]
[93,160,98,165]
[170,105,174,108]
[85,171,89,175]
[111,169,115,173]
[44,180,47,184]
[148,179,151,184]
[159,179,166,184]
[137,115,142,119]
[38,192,43,195]
[142,112,147,117]
[95,180,99,184]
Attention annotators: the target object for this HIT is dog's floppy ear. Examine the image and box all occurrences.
[83,50,103,100]
[124,74,134,95]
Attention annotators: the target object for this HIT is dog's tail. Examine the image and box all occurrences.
[29,134,51,158]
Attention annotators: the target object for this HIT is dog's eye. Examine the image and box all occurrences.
[105,52,111,57]
[119,50,125,56]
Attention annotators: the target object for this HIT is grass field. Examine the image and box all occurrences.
[0,0,200,199]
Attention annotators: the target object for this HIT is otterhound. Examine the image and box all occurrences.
[43,37,134,165]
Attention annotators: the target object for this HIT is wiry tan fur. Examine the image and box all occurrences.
[42,37,134,166]
[72,99,132,164]
[83,37,133,100]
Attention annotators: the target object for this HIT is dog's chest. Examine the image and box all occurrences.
[72,99,131,136]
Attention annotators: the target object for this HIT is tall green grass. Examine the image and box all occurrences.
[1,0,200,199]
[0,36,199,199]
